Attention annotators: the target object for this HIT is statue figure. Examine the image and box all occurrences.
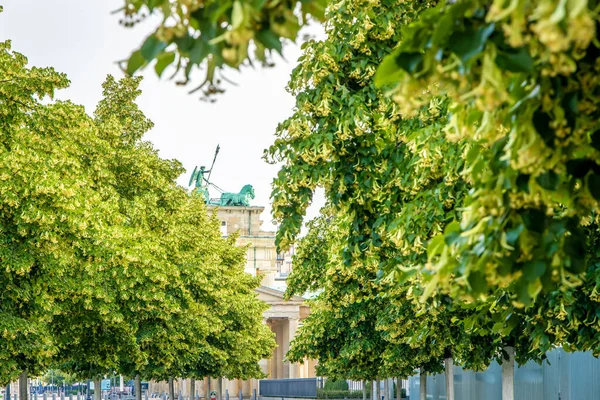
[219,184,255,207]
[188,147,256,207]
[189,165,211,203]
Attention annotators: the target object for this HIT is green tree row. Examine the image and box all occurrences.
[92,1,600,399]
[0,36,274,399]
[261,1,600,400]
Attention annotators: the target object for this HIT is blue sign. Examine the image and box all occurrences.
[101,380,111,391]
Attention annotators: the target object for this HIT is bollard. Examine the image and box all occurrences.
[252,390,256,400]
[225,390,228,400]
[52,393,56,400]
[238,390,242,400]
[43,392,47,400]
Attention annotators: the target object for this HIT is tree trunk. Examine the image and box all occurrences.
[207,379,211,400]
[217,379,222,400]
[19,371,28,400]
[362,381,366,400]
[376,380,381,400]
[135,375,142,400]
[445,357,454,400]
[190,381,195,400]
[93,379,101,400]
[502,346,515,400]
[383,380,388,400]
[168,378,175,400]
[419,371,426,400]
[395,379,401,400]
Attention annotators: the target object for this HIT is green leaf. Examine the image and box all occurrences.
[495,46,533,73]
[140,35,168,61]
[448,23,495,63]
[444,221,461,246]
[505,224,524,246]
[154,51,175,77]
[232,1,244,29]
[127,50,146,75]
[492,322,504,333]
[561,91,579,130]
[427,233,445,258]
[514,280,532,306]
[467,271,487,295]
[173,33,195,51]
[375,49,404,87]
[256,30,282,54]
[190,39,210,64]
[252,0,268,8]
[535,170,559,191]
[522,261,546,282]
[395,52,424,74]
[502,314,519,336]
[430,11,454,46]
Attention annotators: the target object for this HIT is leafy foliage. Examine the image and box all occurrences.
[267,0,600,380]
[285,215,495,380]
[0,40,122,384]
[285,216,390,380]
[0,36,274,383]
[52,76,275,382]
[119,0,327,97]
[376,0,600,304]
[323,379,349,391]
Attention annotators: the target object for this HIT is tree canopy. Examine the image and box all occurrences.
[0,37,274,385]
[0,40,122,384]
[266,0,600,390]
[376,0,600,303]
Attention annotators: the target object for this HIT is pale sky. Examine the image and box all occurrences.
[0,0,324,232]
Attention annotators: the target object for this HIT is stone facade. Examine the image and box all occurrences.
[208,205,278,285]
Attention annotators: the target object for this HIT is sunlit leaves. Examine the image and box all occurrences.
[376,0,600,303]
[0,40,273,383]
[118,0,327,97]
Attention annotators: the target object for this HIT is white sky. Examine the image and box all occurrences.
[0,0,325,232]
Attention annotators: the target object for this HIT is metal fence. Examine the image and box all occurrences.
[260,378,409,399]
[259,378,318,398]
[408,349,600,400]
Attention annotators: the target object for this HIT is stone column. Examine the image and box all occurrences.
[274,321,283,379]
[287,318,299,378]
[279,319,288,378]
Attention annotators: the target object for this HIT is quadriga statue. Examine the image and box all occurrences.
[219,184,255,207]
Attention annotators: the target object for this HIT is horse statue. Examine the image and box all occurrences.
[219,184,255,207]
